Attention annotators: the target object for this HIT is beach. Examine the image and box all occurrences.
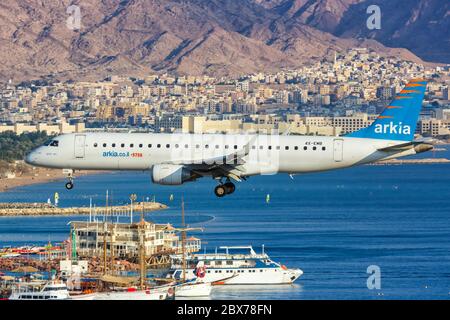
[0,167,102,192]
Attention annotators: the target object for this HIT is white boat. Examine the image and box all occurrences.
[93,285,172,300]
[169,246,303,285]
[69,291,99,300]
[174,280,212,297]
[1,253,21,258]
[9,280,71,300]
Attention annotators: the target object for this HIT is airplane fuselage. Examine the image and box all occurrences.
[25,132,417,175]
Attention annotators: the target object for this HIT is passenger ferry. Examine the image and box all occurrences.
[169,246,303,285]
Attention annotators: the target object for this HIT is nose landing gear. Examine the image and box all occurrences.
[65,181,74,190]
[214,179,236,197]
[63,169,74,190]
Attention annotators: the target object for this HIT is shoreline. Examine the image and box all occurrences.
[0,168,105,193]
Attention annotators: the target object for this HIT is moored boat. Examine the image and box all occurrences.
[174,280,212,297]
[169,246,302,285]
[8,280,70,300]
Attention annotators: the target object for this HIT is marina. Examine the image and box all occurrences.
[0,197,299,299]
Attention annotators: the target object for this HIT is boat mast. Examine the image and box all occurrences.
[139,199,146,290]
[103,221,107,275]
[103,190,108,275]
[181,197,186,283]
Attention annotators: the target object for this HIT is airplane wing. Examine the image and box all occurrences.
[163,134,258,181]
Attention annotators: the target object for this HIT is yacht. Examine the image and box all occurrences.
[169,246,303,285]
[9,280,70,300]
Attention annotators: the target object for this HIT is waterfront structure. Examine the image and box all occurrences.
[70,220,201,264]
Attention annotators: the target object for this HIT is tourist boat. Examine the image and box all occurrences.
[169,246,303,285]
[8,280,71,300]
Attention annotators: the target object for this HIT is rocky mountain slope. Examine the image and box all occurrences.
[0,0,444,83]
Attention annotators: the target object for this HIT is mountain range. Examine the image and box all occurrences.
[0,0,447,82]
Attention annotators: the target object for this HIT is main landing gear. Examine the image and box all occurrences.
[214,180,235,198]
[64,169,74,190]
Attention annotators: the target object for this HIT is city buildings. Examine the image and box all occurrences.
[0,49,449,138]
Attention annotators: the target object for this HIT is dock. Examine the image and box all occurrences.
[0,201,167,216]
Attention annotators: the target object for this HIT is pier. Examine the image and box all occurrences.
[0,201,167,217]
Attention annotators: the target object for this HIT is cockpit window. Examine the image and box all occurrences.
[49,140,59,147]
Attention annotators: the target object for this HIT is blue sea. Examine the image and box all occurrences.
[0,146,449,299]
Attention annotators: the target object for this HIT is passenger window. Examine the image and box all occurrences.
[185,144,188,148]
[175,144,179,148]
[252,146,256,150]
[313,146,317,151]
[93,143,98,147]
[276,146,280,150]
[294,146,298,150]
[130,144,134,148]
[234,145,238,149]
[166,144,170,148]
[205,144,209,149]
[121,143,125,148]
[303,146,307,150]
[196,144,200,149]
[268,146,272,150]
[50,140,59,147]
[103,143,107,147]
[139,144,143,148]
[225,145,229,149]
[112,143,116,147]
[259,146,263,150]
[148,144,152,148]
[216,145,220,149]
[157,144,161,148]
[285,146,289,150]
[322,146,326,151]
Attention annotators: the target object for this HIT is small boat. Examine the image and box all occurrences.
[93,286,170,300]
[169,245,303,285]
[174,280,212,297]
[0,253,21,258]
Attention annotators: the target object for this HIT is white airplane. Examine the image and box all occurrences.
[25,79,433,197]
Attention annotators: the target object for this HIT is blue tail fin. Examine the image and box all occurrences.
[346,79,427,141]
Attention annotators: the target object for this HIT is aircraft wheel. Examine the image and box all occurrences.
[65,182,74,190]
[214,185,226,197]
[224,182,235,194]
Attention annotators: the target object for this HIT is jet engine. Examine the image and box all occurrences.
[151,164,197,185]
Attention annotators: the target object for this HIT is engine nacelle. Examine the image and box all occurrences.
[151,164,196,185]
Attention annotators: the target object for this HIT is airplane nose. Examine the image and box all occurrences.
[25,152,37,165]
